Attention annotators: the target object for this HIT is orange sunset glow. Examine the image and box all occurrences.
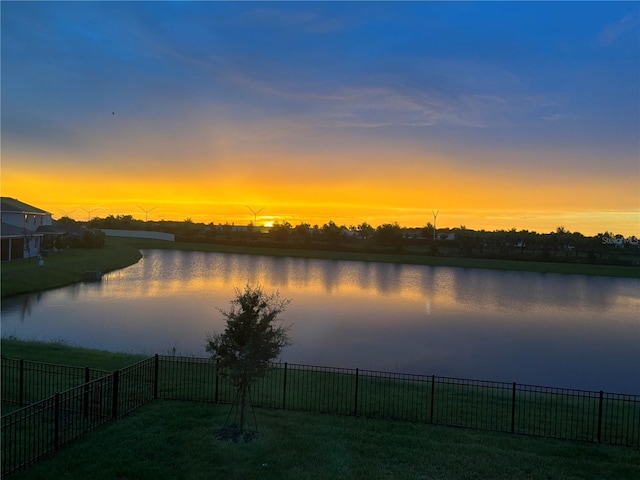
[2,2,638,236]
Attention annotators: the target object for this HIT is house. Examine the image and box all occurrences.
[402,227,426,239]
[0,197,60,261]
[437,232,456,241]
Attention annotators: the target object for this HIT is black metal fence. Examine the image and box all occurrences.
[1,358,111,408]
[157,357,640,447]
[1,357,156,477]
[2,355,639,477]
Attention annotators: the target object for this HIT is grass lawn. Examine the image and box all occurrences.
[0,239,142,297]
[8,399,640,480]
[2,340,639,479]
[0,338,148,372]
[0,339,151,416]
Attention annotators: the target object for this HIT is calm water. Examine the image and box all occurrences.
[2,250,639,393]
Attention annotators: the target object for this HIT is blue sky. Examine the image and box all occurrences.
[2,1,639,234]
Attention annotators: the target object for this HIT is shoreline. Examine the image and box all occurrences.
[2,236,638,298]
[118,237,640,277]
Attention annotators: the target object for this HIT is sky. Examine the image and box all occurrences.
[1,1,639,235]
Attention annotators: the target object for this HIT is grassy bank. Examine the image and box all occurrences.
[2,237,638,298]
[0,239,142,298]
[0,338,147,371]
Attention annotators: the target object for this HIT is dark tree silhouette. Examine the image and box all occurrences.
[206,285,291,438]
[321,220,344,245]
[375,222,404,253]
[269,221,292,242]
[357,222,375,241]
[291,223,311,245]
[423,222,435,243]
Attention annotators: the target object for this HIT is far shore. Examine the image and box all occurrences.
[2,236,638,298]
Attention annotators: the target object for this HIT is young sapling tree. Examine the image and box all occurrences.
[206,285,291,437]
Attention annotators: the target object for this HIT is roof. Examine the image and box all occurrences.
[0,197,51,215]
[1,221,43,238]
[36,225,68,235]
[51,220,87,235]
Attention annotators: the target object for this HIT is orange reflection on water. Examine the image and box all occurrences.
[100,250,638,326]
[104,251,435,300]
[4,248,639,391]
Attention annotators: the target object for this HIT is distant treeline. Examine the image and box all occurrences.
[64,214,639,267]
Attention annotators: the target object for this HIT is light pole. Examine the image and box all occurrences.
[246,206,264,225]
[432,209,439,242]
[81,207,101,222]
[137,205,158,222]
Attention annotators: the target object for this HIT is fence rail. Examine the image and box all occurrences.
[1,357,156,477]
[155,357,640,447]
[1,357,111,408]
[2,355,639,477]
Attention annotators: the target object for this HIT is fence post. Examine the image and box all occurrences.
[353,368,359,416]
[83,367,90,418]
[19,359,25,406]
[511,382,516,433]
[597,390,603,443]
[282,362,288,410]
[430,375,435,424]
[54,392,60,450]
[154,355,159,400]
[112,370,120,420]
[215,358,219,404]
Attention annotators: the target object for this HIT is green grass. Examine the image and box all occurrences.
[0,338,147,371]
[1,339,150,416]
[156,358,640,446]
[4,340,637,446]
[0,240,142,297]
[2,340,639,479]
[7,400,639,480]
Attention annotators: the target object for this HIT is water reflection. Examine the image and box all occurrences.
[70,251,632,316]
[2,249,639,393]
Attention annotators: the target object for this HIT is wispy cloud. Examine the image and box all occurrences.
[599,13,639,46]
[244,6,347,34]
[209,53,527,131]
[541,113,582,123]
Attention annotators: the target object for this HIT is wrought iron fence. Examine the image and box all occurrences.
[1,357,110,408]
[155,356,640,447]
[1,357,156,477]
[1,354,638,478]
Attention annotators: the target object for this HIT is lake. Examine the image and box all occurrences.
[2,249,639,393]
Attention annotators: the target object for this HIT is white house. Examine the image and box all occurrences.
[1,197,54,261]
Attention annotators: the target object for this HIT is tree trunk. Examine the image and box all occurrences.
[239,381,247,433]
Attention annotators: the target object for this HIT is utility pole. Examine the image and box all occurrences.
[432,209,439,242]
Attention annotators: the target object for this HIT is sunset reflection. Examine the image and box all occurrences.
[2,250,638,392]
[99,251,635,322]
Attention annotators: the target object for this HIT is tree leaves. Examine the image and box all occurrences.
[206,285,291,385]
